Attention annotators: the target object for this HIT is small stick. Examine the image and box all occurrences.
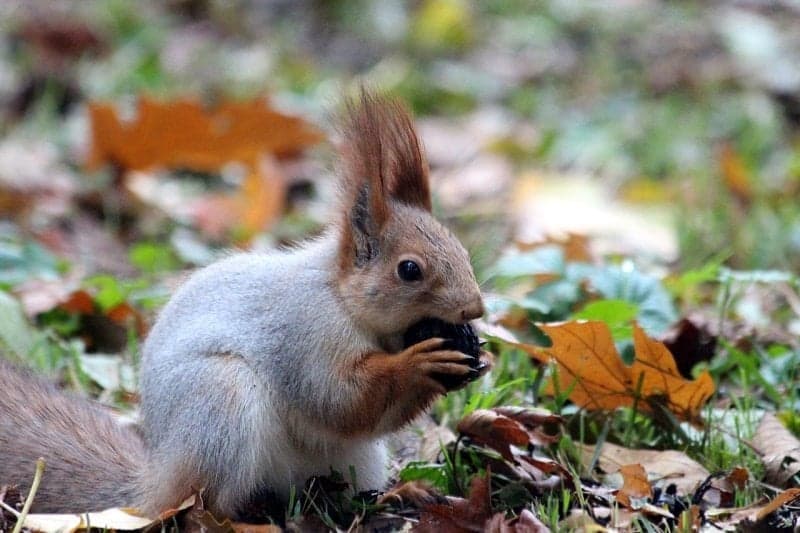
[11,457,45,533]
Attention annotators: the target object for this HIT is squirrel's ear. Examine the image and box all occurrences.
[379,98,432,212]
[336,90,433,267]
[337,91,391,267]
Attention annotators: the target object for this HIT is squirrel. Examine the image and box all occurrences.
[0,90,488,520]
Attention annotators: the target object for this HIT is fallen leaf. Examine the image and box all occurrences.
[78,354,137,392]
[704,501,765,529]
[492,406,563,447]
[59,290,95,315]
[616,464,653,509]
[87,97,322,240]
[379,479,443,508]
[534,321,715,422]
[516,233,592,263]
[14,507,152,533]
[751,412,800,486]
[694,472,740,510]
[704,492,800,532]
[579,441,710,496]
[190,156,287,241]
[485,509,551,533]
[13,284,146,352]
[418,472,493,533]
[457,409,529,462]
[86,97,322,172]
[726,467,749,490]
[755,488,800,522]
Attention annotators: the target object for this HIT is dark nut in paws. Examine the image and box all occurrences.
[403,317,483,389]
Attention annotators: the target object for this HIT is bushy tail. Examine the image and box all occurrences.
[0,359,146,513]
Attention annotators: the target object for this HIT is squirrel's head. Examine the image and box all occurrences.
[334,90,484,339]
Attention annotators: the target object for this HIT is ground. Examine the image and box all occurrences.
[0,1,800,531]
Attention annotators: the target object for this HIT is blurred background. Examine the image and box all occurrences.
[0,0,798,365]
[2,0,800,271]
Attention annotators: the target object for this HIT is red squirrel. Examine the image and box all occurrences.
[0,91,488,519]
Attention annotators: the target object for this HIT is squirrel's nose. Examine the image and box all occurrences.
[460,298,485,322]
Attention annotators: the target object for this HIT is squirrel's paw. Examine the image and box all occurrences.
[400,338,482,392]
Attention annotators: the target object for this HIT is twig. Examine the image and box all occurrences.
[12,457,45,533]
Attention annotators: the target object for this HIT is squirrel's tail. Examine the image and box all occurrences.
[0,358,146,513]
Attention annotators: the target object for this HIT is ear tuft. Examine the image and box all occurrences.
[336,88,432,269]
[337,88,432,213]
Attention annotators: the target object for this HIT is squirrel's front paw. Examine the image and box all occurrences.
[400,338,481,392]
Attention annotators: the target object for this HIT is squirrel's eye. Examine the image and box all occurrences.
[397,260,423,282]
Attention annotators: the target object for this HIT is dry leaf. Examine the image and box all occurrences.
[703,490,800,529]
[190,156,286,240]
[726,467,749,490]
[704,500,765,529]
[751,412,800,487]
[417,472,493,533]
[14,507,154,532]
[378,480,443,508]
[457,409,529,461]
[13,277,82,317]
[485,509,551,533]
[87,97,322,240]
[579,441,710,496]
[59,290,95,315]
[515,233,592,263]
[616,464,653,509]
[86,97,321,172]
[755,487,800,522]
[534,321,715,421]
[492,406,563,447]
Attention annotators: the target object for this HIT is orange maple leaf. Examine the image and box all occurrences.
[524,321,715,422]
[86,97,322,172]
[86,97,323,241]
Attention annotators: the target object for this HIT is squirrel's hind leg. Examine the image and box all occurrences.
[139,352,277,518]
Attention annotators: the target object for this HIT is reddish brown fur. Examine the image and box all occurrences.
[0,359,145,512]
[332,339,477,436]
[337,90,432,271]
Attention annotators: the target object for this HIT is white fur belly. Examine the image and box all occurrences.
[255,417,389,498]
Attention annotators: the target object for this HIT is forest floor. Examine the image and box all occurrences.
[1,1,800,531]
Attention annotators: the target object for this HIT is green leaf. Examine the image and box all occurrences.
[85,275,128,312]
[398,461,451,493]
[0,291,36,358]
[130,242,179,274]
[667,256,725,296]
[569,264,677,335]
[573,299,639,339]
